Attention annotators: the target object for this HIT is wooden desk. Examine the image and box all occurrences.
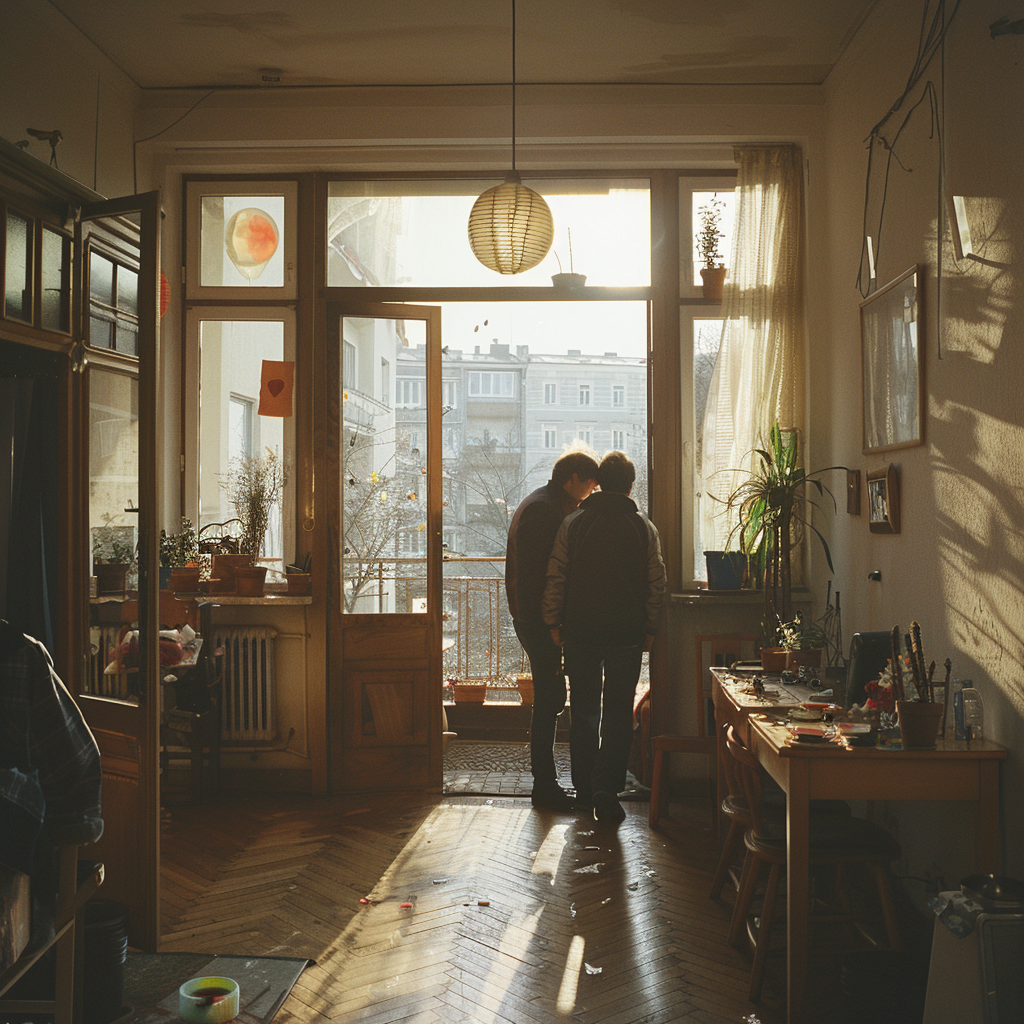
[709,666,826,826]
[745,713,1005,1024]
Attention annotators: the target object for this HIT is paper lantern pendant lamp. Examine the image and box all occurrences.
[468,170,554,274]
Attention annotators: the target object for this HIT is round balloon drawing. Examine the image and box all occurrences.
[224,207,280,281]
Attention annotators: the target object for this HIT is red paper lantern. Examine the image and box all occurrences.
[159,273,170,317]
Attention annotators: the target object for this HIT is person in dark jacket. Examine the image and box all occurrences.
[505,449,599,811]
[542,451,666,824]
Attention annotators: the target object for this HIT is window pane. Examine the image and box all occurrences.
[90,316,114,349]
[198,320,287,563]
[341,316,428,614]
[200,195,286,288]
[326,178,651,288]
[693,318,728,580]
[90,251,114,304]
[692,190,736,287]
[118,266,138,315]
[114,321,138,357]
[41,228,70,332]
[87,369,140,701]
[5,212,32,321]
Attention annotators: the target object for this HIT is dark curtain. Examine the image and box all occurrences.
[0,374,59,652]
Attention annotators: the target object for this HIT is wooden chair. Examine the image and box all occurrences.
[725,725,901,1002]
[0,846,104,1024]
[160,601,223,801]
[710,721,852,901]
[649,634,756,830]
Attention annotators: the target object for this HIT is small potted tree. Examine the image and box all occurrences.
[696,193,727,300]
[159,517,200,591]
[777,612,827,670]
[93,530,135,596]
[225,448,286,596]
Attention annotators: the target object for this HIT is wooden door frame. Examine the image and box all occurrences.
[74,192,162,950]
[325,302,443,793]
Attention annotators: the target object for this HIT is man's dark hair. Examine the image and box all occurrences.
[597,451,635,494]
[552,450,600,486]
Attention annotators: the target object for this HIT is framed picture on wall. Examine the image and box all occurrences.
[867,464,900,534]
[860,265,923,454]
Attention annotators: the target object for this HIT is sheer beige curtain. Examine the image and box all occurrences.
[700,144,806,552]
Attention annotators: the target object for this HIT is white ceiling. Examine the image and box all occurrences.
[48,0,880,90]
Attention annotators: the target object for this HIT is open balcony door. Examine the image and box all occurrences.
[71,192,162,950]
[327,303,443,793]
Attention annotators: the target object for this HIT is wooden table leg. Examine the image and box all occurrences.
[786,761,810,1024]
[976,760,1001,874]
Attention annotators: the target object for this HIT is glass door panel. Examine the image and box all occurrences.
[340,315,428,615]
[328,303,441,794]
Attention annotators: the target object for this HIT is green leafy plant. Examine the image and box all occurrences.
[159,516,199,568]
[225,448,287,563]
[776,611,827,652]
[716,423,845,627]
[92,529,135,565]
[696,193,726,269]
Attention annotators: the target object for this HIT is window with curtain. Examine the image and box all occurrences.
[697,145,806,566]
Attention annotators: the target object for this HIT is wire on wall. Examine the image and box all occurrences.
[855,0,964,360]
[132,90,215,193]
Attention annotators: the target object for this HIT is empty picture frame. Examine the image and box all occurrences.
[867,464,900,534]
[860,265,924,454]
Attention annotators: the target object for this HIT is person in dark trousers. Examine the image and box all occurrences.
[506,449,600,811]
[542,451,666,824]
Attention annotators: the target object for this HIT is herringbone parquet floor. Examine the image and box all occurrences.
[159,793,848,1024]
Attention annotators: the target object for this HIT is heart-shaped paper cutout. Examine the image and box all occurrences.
[268,379,285,397]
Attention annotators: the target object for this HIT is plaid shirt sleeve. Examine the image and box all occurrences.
[18,634,104,847]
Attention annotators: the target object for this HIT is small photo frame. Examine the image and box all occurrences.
[867,464,900,534]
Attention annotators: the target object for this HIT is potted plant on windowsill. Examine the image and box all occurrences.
[225,447,287,597]
[159,516,200,591]
[715,422,846,635]
[551,228,586,290]
[697,193,727,300]
[92,531,136,596]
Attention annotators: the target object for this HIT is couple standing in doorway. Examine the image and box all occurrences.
[505,449,667,825]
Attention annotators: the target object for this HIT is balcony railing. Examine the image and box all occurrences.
[342,555,521,683]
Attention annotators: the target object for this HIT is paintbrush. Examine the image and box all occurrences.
[940,657,952,737]
[904,633,920,698]
[910,621,929,700]
[927,659,936,705]
[890,625,906,703]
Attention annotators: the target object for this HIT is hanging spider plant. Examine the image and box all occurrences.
[717,423,846,629]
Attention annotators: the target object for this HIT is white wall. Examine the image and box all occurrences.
[815,0,1024,888]
[1,0,138,197]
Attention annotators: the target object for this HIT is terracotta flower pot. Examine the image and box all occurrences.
[786,648,823,670]
[700,265,727,300]
[233,565,268,596]
[897,700,944,749]
[286,572,311,595]
[168,566,201,593]
[760,647,788,673]
[94,562,129,596]
[516,674,534,705]
[453,682,487,703]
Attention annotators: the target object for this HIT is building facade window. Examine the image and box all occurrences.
[543,424,557,449]
[229,394,254,464]
[578,383,591,406]
[343,340,357,387]
[575,425,593,446]
[613,429,625,449]
[397,378,424,408]
[468,371,515,397]
[443,379,457,408]
[544,382,557,405]
[613,384,625,408]
[381,358,390,406]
